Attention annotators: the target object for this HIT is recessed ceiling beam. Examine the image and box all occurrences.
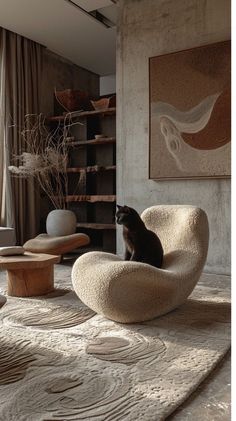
[64,0,116,28]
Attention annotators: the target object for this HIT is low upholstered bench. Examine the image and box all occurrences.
[23,233,90,259]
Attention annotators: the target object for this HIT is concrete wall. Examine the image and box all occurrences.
[117,0,231,274]
[41,49,99,115]
[100,74,116,96]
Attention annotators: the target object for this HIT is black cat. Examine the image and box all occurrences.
[116,205,163,268]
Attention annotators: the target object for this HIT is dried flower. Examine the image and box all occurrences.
[9,113,83,209]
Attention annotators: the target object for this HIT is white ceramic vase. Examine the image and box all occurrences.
[46,209,77,237]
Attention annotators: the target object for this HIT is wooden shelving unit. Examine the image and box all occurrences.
[66,137,116,147]
[49,106,116,253]
[47,107,116,122]
[67,165,116,174]
[77,223,116,230]
[65,195,116,203]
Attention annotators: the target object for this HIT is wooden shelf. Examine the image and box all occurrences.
[66,195,116,203]
[48,107,116,122]
[77,223,116,230]
[67,165,116,174]
[67,137,115,147]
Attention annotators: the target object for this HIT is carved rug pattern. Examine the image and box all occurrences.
[0,267,230,421]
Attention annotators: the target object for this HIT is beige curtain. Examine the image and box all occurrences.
[0,27,43,244]
[0,30,7,227]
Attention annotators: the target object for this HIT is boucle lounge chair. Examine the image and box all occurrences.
[72,205,209,323]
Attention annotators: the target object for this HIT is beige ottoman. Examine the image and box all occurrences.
[24,233,90,257]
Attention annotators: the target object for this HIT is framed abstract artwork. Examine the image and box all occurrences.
[149,41,231,180]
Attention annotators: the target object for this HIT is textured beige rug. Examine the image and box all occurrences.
[0,265,231,421]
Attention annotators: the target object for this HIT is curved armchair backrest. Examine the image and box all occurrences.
[141,205,209,273]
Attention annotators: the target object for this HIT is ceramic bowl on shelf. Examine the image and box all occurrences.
[90,95,116,111]
[91,98,109,111]
[95,134,107,139]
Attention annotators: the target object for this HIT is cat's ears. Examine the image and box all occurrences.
[117,204,130,212]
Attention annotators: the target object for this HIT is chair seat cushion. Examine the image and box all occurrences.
[72,250,199,323]
[23,233,90,255]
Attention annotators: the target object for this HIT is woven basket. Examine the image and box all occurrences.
[55,89,90,112]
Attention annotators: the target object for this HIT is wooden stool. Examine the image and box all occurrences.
[0,252,60,297]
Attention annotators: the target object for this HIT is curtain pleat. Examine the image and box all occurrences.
[0,31,4,220]
[0,27,43,244]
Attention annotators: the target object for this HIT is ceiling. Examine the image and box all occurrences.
[0,0,117,75]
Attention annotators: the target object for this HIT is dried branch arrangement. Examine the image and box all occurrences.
[9,113,83,209]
